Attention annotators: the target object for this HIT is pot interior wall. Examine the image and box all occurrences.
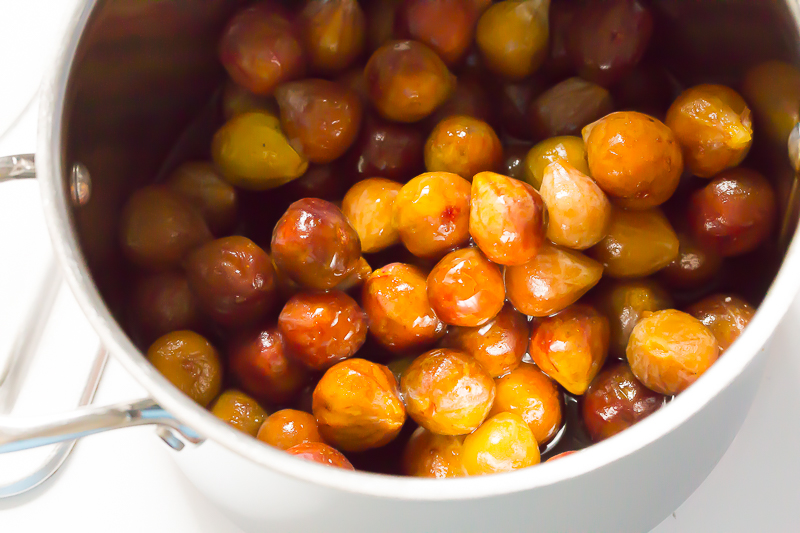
[60,0,800,349]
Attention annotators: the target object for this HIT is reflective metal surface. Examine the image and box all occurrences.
[62,0,244,312]
[29,0,800,509]
[69,162,91,207]
[0,154,35,182]
[0,397,200,454]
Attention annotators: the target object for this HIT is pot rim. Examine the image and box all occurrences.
[37,0,800,501]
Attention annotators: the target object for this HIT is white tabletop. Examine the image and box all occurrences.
[1,2,799,531]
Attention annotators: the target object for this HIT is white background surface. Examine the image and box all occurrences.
[1,1,799,531]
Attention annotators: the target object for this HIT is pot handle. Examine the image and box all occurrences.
[0,153,198,456]
[1,154,90,207]
[0,154,36,182]
[0,395,201,454]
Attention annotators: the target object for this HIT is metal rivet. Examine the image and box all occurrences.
[788,122,800,173]
[69,162,91,207]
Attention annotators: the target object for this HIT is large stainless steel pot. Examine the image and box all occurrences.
[2,1,800,531]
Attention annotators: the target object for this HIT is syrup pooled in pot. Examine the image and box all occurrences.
[116,0,790,477]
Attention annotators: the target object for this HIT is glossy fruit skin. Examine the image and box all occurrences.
[592,279,674,360]
[130,272,202,345]
[285,442,355,470]
[362,263,446,353]
[567,0,653,87]
[476,0,550,81]
[660,232,723,291]
[228,325,309,405]
[210,390,268,437]
[343,114,426,182]
[334,255,373,292]
[342,178,402,253]
[528,77,614,141]
[427,247,505,327]
[275,79,363,164]
[185,236,277,328]
[365,40,456,123]
[741,60,800,146]
[502,143,532,181]
[300,0,366,75]
[271,198,362,290]
[529,304,610,395]
[505,243,604,317]
[665,84,753,178]
[393,172,471,258]
[469,171,546,265]
[119,186,212,271]
[165,161,238,236]
[687,168,777,257]
[403,428,467,478]
[395,0,477,66]
[589,208,679,278]
[425,116,502,180]
[523,135,589,190]
[461,412,540,475]
[582,362,666,442]
[257,409,323,450]
[441,303,527,377]
[279,291,368,370]
[211,111,308,190]
[218,2,306,95]
[627,309,719,395]
[489,363,563,445]
[313,358,406,451]
[687,294,755,353]
[583,111,683,209]
[221,80,278,120]
[540,159,612,250]
[147,331,222,407]
[401,348,496,435]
